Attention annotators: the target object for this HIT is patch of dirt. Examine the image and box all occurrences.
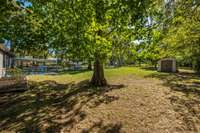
[68,75,186,133]
[0,77,27,93]
[0,74,199,133]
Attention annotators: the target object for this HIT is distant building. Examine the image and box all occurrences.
[158,58,177,73]
[15,57,58,67]
[0,44,14,78]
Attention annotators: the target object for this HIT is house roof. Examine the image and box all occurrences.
[0,44,14,57]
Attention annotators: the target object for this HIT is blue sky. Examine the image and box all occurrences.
[24,1,32,7]
[17,0,32,7]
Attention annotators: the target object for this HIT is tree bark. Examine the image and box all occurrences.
[90,58,107,86]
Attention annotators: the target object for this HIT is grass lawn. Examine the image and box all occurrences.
[28,67,164,83]
[0,67,200,132]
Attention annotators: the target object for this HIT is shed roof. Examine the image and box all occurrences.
[160,58,176,61]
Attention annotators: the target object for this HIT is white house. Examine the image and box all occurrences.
[0,44,14,78]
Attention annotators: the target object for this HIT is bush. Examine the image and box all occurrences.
[6,68,23,78]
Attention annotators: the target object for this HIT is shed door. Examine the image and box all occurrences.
[161,60,173,72]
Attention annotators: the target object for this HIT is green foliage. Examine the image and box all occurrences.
[2,0,200,79]
[1,0,157,60]
[162,0,200,72]
[7,68,23,78]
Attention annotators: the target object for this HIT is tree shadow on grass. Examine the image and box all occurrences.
[146,72,200,96]
[0,80,125,132]
[145,71,200,132]
[141,66,157,71]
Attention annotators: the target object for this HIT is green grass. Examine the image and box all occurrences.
[105,67,161,77]
[29,66,200,96]
[28,66,164,83]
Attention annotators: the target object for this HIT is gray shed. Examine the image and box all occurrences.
[158,58,177,73]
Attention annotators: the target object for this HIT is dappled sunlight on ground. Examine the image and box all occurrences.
[0,79,124,132]
[0,67,200,132]
[145,70,200,132]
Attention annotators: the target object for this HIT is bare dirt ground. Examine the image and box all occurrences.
[0,72,200,133]
[68,75,199,133]
[0,77,27,93]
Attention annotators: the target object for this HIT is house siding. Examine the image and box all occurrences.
[0,51,6,78]
[0,43,15,78]
[0,50,3,68]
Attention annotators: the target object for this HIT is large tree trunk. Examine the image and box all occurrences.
[90,58,107,86]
